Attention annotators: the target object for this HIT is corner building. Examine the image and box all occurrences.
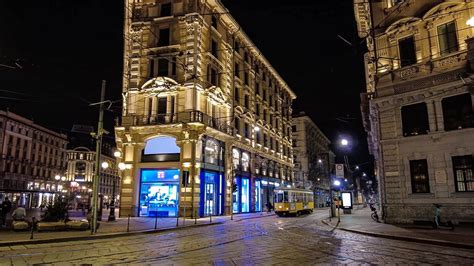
[355,0,474,223]
[116,0,296,218]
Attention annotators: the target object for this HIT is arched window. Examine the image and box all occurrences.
[144,136,180,154]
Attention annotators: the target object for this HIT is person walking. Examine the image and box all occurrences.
[1,197,13,227]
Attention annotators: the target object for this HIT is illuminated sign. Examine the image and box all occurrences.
[157,171,165,179]
[341,191,352,209]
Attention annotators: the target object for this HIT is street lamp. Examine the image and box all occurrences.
[113,151,122,158]
[101,161,109,169]
[340,139,349,146]
[107,162,125,222]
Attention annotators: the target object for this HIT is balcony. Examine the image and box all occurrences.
[376,50,469,97]
[124,111,233,136]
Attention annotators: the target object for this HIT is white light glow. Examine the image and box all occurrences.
[114,151,122,158]
[334,180,341,186]
[318,159,322,163]
[61,176,66,182]
[102,161,109,169]
[55,175,61,181]
[341,139,349,146]
[467,17,474,27]
[118,162,126,170]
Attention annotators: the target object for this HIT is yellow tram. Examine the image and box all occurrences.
[274,188,314,217]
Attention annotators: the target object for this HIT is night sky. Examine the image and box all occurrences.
[0,1,372,175]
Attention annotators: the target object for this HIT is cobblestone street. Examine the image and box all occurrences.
[1,212,474,265]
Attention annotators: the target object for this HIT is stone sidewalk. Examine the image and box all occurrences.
[322,206,474,249]
[0,210,275,246]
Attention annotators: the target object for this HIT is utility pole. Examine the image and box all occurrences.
[91,80,107,234]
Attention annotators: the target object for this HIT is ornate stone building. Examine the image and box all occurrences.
[292,112,334,208]
[65,147,121,209]
[0,110,68,208]
[116,0,295,217]
[355,0,474,223]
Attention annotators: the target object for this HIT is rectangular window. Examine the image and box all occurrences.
[244,123,250,138]
[149,59,155,78]
[158,28,170,46]
[438,21,458,56]
[234,87,240,102]
[211,39,218,59]
[256,103,260,117]
[211,16,218,29]
[234,63,240,78]
[244,72,249,86]
[157,97,167,115]
[442,93,473,131]
[263,109,267,123]
[398,36,417,67]
[255,82,260,95]
[452,155,474,192]
[234,118,240,135]
[209,67,218,86]
[160,3,172,17]
[263,89,267,101]
[270,137,274,150]
[158,59,169,76]
[292,125,297,132]
[264,134,268,147]
[244,95,249,109]
[256,130,261,144]
[401,103,429,137]
[410,159,430,193]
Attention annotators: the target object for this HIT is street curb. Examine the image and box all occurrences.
[321,219,474,250]
[0,221,223,247]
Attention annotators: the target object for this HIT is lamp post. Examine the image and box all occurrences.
[108,162,125,222]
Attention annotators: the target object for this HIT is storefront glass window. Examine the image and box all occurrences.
[232,177,239,213]
[205,140,219,165]
[139,169,180,217]
[232,149,240,169]
[242,152,250,172]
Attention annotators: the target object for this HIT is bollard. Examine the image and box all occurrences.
[176,213,179,227]
[183,207,186,226]
[329,208,332,222]
[154,214,158,230]
[209,212,212,223]
[127,215,130,232]
[195,209,197,225]
[30,217,36,240]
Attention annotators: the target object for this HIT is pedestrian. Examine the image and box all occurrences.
[266,202,273,213]
[1,197,12,227]
[11,205,26,221]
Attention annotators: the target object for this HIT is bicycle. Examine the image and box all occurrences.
[369,204,380,223]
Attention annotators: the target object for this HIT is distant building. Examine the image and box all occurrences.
[0,110,68,208]
[292,112,335,207]
[355,0,474,223]
[65,147,120,209]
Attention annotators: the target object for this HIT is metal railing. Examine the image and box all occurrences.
[128,111,234,136]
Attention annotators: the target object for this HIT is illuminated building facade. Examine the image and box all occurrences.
[65,147,121,209]
[0,110,68,208]
[292,112,334,208]
[116,0,296,217]
[355,0,474,223]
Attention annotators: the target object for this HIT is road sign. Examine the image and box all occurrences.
[336,164,344,178]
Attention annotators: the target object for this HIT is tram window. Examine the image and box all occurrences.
[283,191,288,202]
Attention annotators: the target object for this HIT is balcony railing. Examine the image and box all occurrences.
[127,111,233,136]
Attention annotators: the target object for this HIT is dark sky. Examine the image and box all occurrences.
[0,1,372,174]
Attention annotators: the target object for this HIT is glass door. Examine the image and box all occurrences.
[241,178,249,212]
[204,183,215,216]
